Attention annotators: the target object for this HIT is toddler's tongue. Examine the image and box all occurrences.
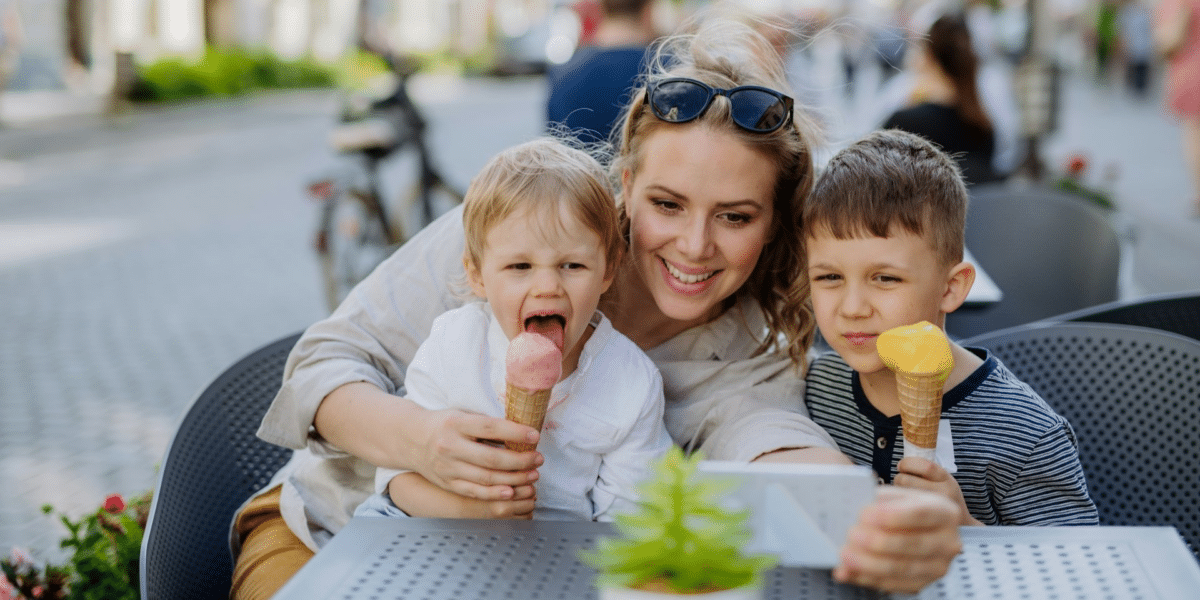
[524,316,565,351]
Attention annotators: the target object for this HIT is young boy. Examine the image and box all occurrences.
[801,129,1098,526]
[356,138,672,521]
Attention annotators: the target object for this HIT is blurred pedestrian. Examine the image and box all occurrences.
[1117,0,1154,98]
[1094,0,1120,80]
[1155,0,1200,216]
[882,13,1001,185]
[546,0,660,145]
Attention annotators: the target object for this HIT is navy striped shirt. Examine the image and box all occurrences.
[804,349,1098,526]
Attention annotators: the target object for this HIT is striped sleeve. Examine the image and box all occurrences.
[950,364,1099,526]
[994,419,1100,525]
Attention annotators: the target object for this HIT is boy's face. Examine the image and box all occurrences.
[806,226,971,376]
[467,204,614,359]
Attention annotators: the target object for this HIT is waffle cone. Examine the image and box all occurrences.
[897,372,947,449]
[504,383,550,452]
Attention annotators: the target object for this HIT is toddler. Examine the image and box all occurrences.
[356,138,671,521]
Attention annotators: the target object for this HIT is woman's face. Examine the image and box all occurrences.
[622,124,778,327]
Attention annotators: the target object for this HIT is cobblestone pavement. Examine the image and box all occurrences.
[1,63,1197,563]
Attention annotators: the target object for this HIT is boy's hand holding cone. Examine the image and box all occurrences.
[877,322,954,463]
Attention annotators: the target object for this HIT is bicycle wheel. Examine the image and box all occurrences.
[318,188,396,312]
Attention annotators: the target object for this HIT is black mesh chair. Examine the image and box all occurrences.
[946,185,1124,340]
[140,332,301,599]
[1050,289,1200,343]
[961,321,1200,556]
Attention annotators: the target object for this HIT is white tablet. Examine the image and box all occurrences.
[697,461,877,568]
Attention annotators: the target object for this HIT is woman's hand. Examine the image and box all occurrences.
[315,382,543,500]
[833,486,963,594]
[894,457,983,526]
[415,408,545,500]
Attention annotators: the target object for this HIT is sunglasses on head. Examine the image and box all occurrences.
[646,77,795,133]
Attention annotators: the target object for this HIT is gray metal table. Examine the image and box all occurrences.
[272,518,1200,599]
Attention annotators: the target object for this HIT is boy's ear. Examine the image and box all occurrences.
[940,260,976,315]
[463,253,487,298]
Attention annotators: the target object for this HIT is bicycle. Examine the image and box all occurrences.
[307,56,463,312]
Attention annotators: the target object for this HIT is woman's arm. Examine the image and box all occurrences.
[316,382,542,499]
[753,446,854,465]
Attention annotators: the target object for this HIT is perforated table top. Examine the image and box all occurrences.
[274,518,1200,600]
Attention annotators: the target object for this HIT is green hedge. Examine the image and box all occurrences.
[130,48,337,102]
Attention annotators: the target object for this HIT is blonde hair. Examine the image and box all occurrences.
[610,17,821,371]
[804,129,967,267]
[462,138,623,277]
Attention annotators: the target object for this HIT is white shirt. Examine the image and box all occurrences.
[250,205,836,551]
[375,302,671,521]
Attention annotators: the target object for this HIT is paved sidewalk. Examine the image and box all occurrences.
[1,89,108,127]
[0,76,545,561]
[0,88,340,559]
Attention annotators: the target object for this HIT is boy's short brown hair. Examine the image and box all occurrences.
[462,138,623,276]
[803,129,968,266]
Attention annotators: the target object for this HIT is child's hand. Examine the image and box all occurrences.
[894,457,982,526]
[388,472,537,520]
[443,484,538,520]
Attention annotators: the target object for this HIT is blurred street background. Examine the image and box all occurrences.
[2,0,1198,562]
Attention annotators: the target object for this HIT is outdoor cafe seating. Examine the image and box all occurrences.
[1053,288,1200,343]
[140,295,1200,599]
[944,184,1128,341]
[139,333,298,600]
[960,320,1200,555]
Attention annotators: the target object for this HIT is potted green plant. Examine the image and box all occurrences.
[582,447,776,599]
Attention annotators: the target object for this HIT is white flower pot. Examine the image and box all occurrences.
[598,583,762,600]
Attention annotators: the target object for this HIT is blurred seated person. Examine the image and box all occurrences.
[882,13,1001,186]
[547,0,659,144]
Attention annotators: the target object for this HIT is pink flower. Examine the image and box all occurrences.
[30,585,42,598]
[8,547,32,567]
[1064,153,1088,178]
[0,574,17,600]
[103,494,126,514]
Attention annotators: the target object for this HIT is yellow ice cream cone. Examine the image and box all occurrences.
[877,321,954,461]
[897,371,948,450]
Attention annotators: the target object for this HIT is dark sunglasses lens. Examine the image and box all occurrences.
[729,89,790,132]
[651,80,710,122]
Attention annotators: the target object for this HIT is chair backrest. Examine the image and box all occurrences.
[1050,289,1200,343]
[945,184,1123,339]
[140,332,301,600]
[961,322,1200,556]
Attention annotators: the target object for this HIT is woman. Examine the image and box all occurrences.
[232,18,962,600]
[883,13,1000,185]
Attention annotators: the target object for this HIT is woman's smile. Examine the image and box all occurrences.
[660,257,720,292]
